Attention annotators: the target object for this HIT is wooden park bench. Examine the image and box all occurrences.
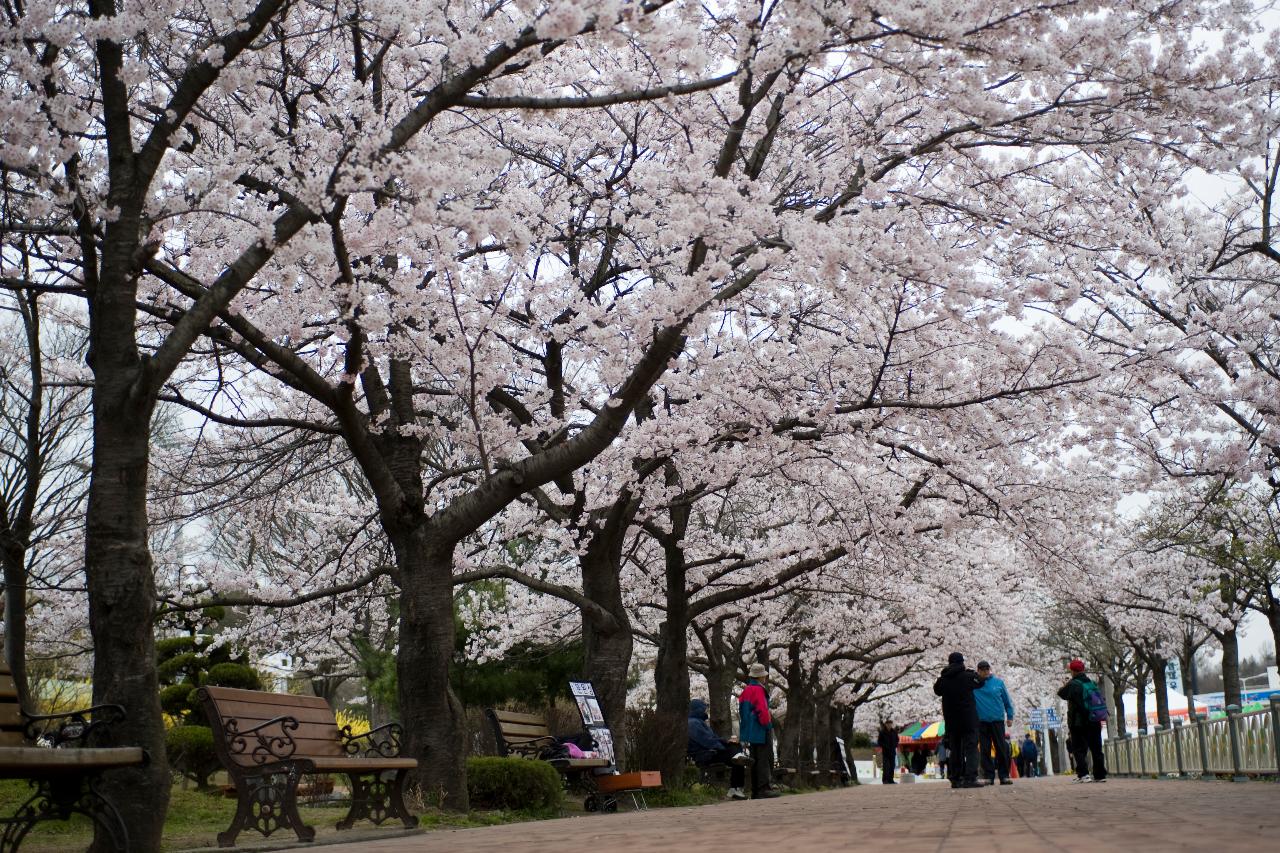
[486,707,662,812]
[199,686,417,847]
[0,661,147,852]
[485,709,615,810]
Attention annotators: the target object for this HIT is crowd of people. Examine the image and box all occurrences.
[687,653,1109,797]
[930,652,1108,787]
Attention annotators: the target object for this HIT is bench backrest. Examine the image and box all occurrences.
[487,709,552,757]
[0,662,23,747]
[200,685,343,766]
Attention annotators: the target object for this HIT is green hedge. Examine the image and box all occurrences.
[466,757,562,812]
[166,725,222,790]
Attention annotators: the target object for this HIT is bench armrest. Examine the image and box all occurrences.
[23,704,127,748]
[341,722,404,758]
[223,715,300,765]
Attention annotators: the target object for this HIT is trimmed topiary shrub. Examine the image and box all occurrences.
[165,724,221,790]
[465,757,562,812]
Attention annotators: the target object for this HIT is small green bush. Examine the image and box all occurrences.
[466,757,562,812]
[166,725,222,790]
[205,662,261,690]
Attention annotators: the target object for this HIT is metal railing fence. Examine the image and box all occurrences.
[1102,696,1280,780]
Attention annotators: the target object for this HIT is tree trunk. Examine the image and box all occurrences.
[1221,627,1242,710]
[1265,595,1280,664]
[706,629,736,739]
[0,549,29,709]
[84,361,169,852]
[1182,631,1200,702]
[1110,679,1128,738]
[580,538,632,768]
[1134,663,1149,733]
[396,533,469,810]
[796,691,816,786]
[776,641,804,779]
[653,503,691,786]
[813,699,834,786]
[1151,655,1170,728]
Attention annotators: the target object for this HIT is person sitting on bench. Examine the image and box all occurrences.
[688,698,750,800]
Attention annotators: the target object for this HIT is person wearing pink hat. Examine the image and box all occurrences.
[1057,659,1109,783]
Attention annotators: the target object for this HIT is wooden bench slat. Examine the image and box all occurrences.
[307,757,418,772]
[0,747,146,775]
[211,701,339,727]
[494,722,552,739]
[0,706,24,728]
[490,710,548,725]
[203,686,331,709]
[555,758,611,769]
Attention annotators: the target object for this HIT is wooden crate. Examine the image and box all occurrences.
[596,770,662,793]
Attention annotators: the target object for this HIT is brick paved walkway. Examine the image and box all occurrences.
[317,777,1279,853]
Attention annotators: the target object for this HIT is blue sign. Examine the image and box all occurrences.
[1029,707,1062,729]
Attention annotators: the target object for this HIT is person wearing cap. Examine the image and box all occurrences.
[739,662,780,798]
[1057,658,1108,783]
[933,651,983,788]
[974,660,1015,785]
[876,719,900,784]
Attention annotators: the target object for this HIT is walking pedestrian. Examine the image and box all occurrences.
[877,721,899,784]
[933,651,983,788]
[1020,732,1039,778]
[739,662,780,798]
[936,740,949,779]
[910,746,928,777]
[974,660,1015,785]
[1058,658,1108,783]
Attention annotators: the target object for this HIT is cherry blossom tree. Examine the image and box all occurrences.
[0,281,91,708]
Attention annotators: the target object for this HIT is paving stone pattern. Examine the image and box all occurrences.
[320,777,1280,853]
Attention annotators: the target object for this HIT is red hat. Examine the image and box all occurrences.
[1068,659,1086,673]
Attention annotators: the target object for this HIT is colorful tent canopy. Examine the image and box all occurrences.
[896,720,944,742]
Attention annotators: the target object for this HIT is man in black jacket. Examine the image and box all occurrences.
[934,651,983,788]
[1058,658,1108,782]
[877,720,900,784]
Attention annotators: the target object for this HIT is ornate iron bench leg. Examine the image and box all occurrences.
[390,769,418,828]
[0,775,130,853]
[337,770,419,830]
[220,767,315,848]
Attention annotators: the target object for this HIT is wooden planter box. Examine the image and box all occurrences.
[596,771,662,793]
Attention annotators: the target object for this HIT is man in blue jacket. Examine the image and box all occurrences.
[974,660,1015,785]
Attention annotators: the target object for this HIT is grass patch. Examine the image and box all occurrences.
[645,782,725,808]
[0,780,538,852]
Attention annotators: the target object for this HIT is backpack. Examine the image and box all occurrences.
[1081,680,1109,723]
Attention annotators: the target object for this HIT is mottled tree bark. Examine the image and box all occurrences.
[1221,628,1242,710]
[395,533,469,809]
[653,491,692,785]
[84,281,170,851]
[580,529,633,767]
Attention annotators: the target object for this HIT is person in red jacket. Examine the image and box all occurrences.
[739,663,779,798]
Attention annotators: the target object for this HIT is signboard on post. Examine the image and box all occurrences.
[1030,705,1061,775]
[1029,707,1061,729]
[1166,659,1182,694]
[569,680,615,768]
